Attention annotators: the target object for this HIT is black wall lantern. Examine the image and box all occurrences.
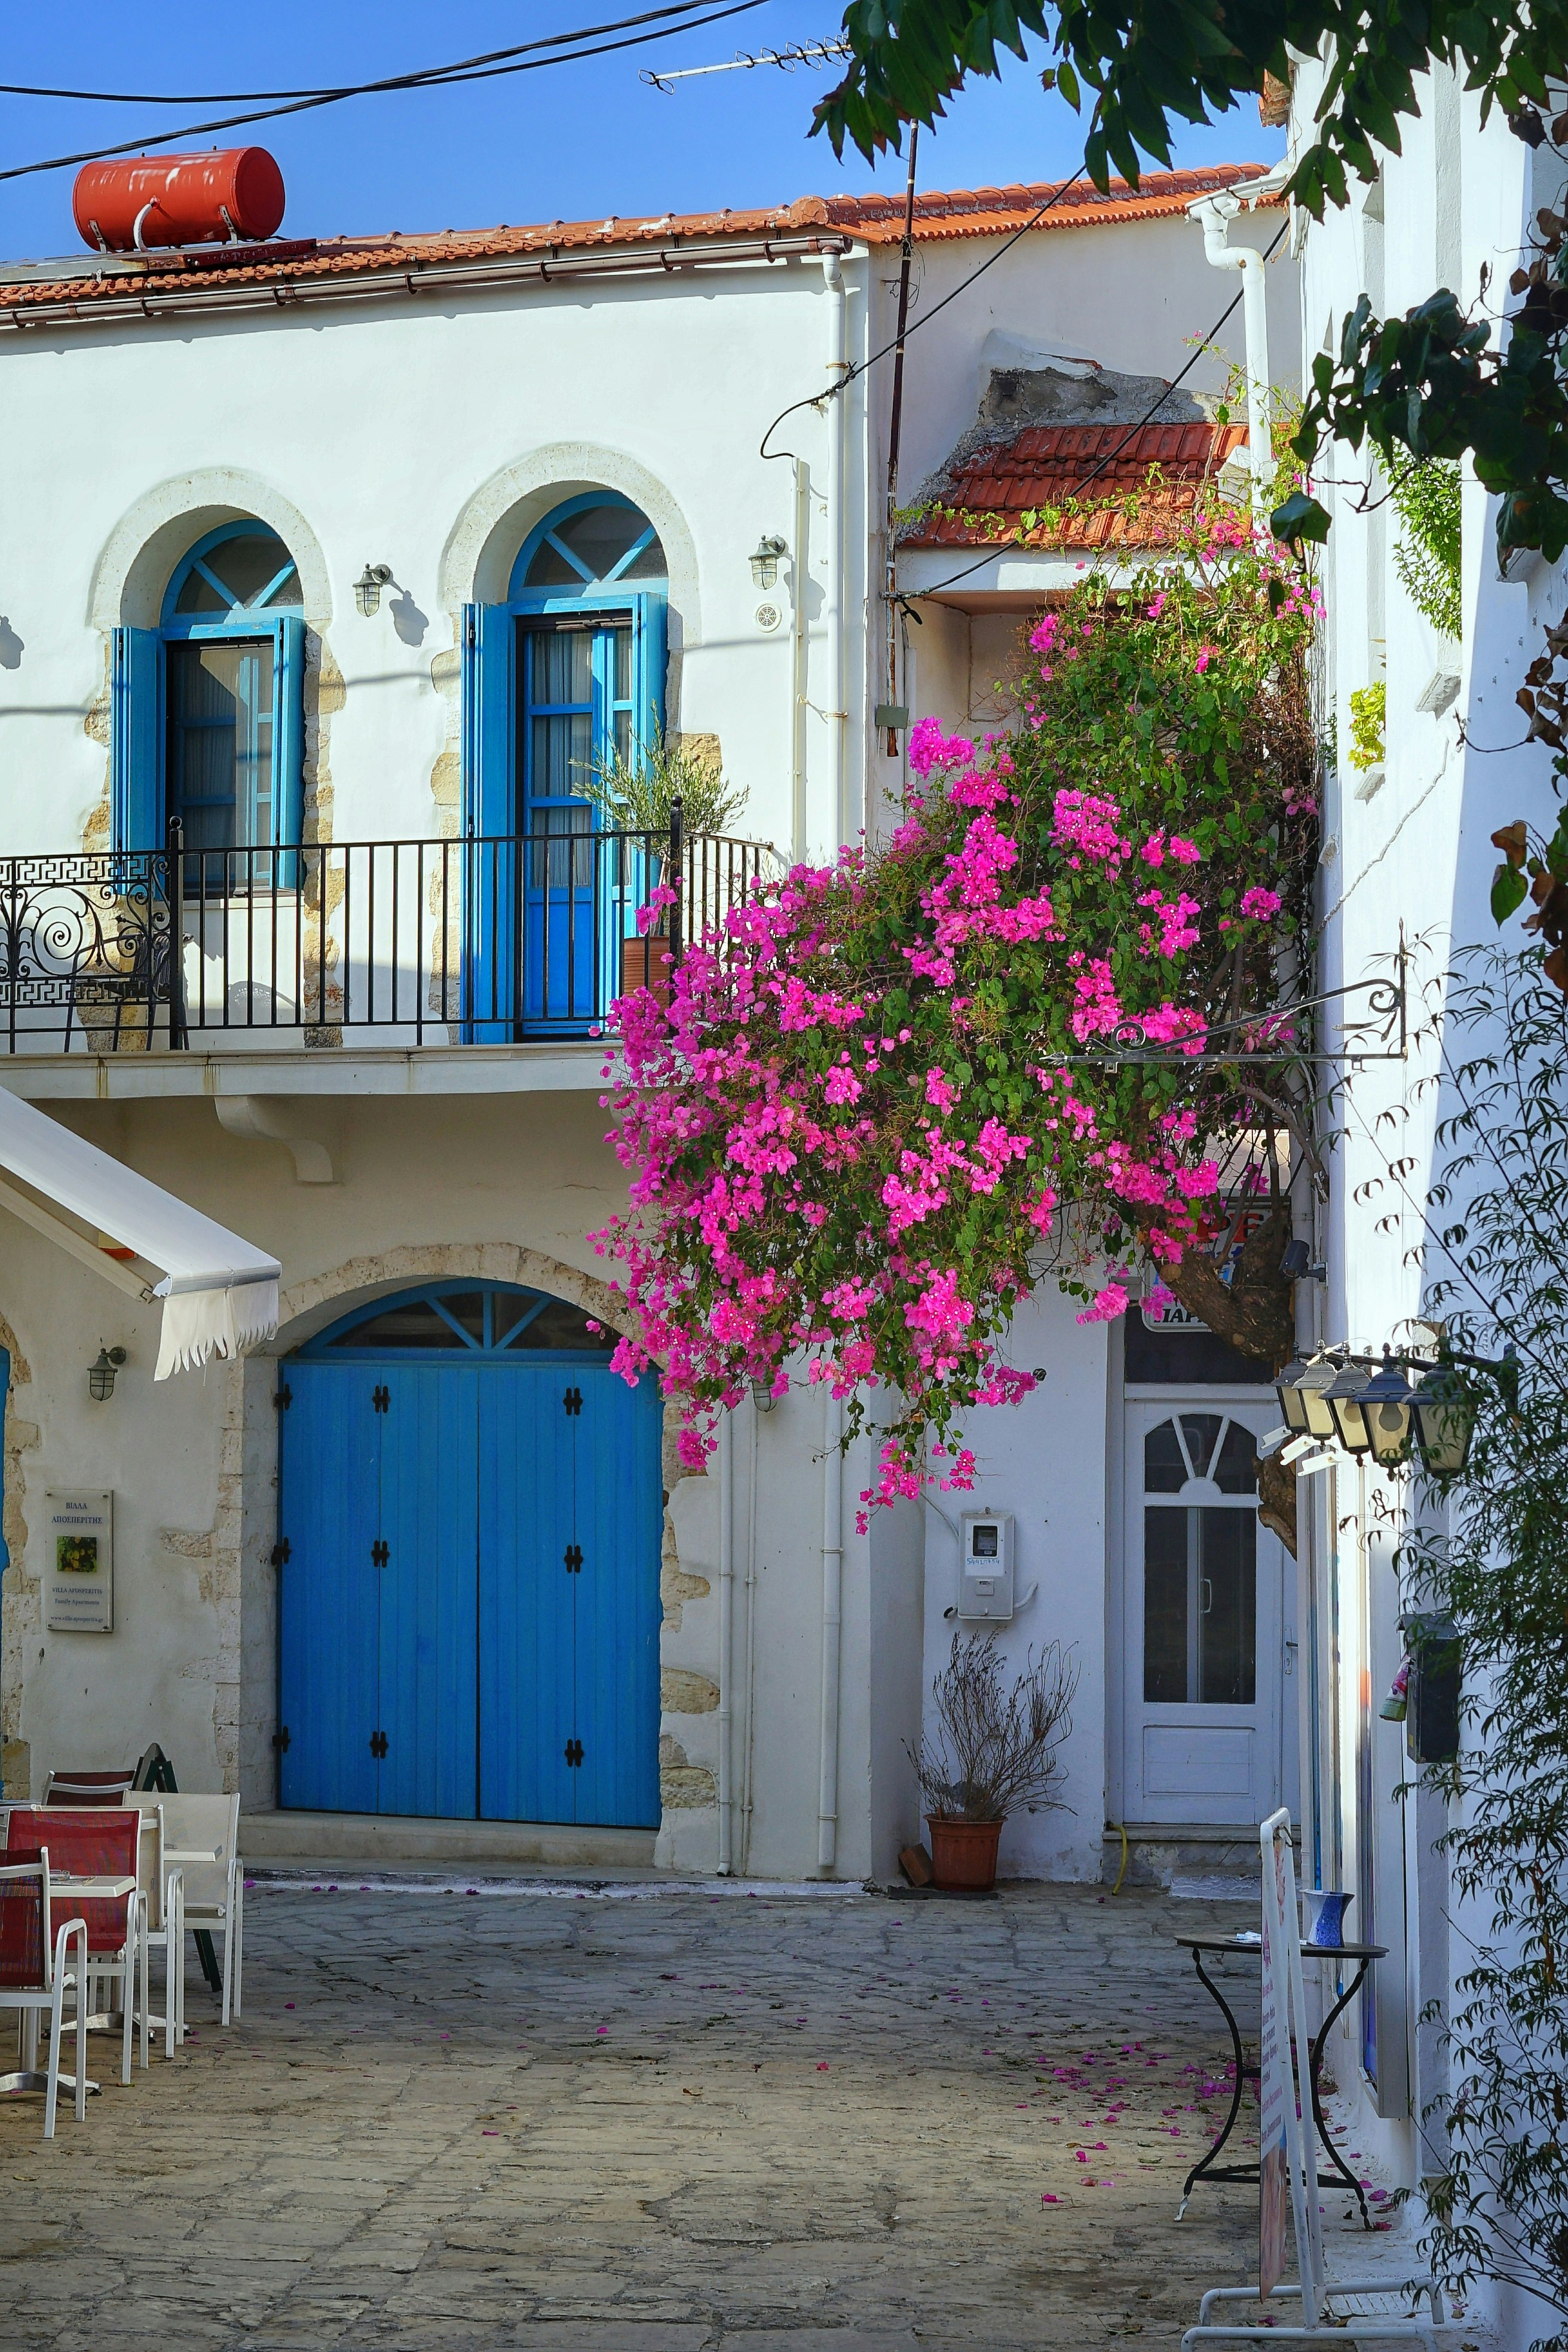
[88,1345,127,1402]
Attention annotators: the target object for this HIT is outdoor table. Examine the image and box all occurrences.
[0,1871,135,2103]
[1174,1932,1388,2229]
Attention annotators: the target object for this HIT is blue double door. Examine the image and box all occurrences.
[277,1358,662,1826]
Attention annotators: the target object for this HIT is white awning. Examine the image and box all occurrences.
[0,1087,280,1379]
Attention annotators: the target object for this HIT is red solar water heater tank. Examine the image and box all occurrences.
[73,148,286,253]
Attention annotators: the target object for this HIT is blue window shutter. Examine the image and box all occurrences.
[461,604,515,1037]
[633,592,668,749]
[461,603,513,838]
[272,613,306,886]
[111,626,161,852]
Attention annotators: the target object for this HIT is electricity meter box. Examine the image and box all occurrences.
[959,1511,1015,1621]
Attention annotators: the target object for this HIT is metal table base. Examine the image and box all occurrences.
[1174,1936,1388,2230]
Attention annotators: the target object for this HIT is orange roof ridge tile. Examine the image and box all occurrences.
[0,165,1280,309]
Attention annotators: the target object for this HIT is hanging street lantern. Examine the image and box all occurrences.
[1412,1359,1478,1477]
[1326,1360,1373,1456]
[1275,1358,1316,1436]
[1361,1349,1417,1467]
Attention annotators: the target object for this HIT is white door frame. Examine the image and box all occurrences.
[1112,1386,1294,1830]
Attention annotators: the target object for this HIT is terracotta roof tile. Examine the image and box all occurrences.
[0,165,1280,311]
[901,419,1250,551]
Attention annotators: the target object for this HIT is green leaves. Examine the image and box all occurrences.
[1270,490,1332,546]
[1492,863,1529,926]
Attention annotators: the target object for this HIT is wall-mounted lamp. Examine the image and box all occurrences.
[1279,1236,1327,1282]
[88,1346,127,1402]
[355,563,393,618]
[750,1376,778,1413]
[749,534,788,591]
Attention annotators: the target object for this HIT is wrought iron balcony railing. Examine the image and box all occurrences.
[0,814,776,1055]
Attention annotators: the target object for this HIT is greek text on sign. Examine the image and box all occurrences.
[45,1491,114,1633]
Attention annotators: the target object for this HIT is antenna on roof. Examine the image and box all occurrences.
[641,38,849,92]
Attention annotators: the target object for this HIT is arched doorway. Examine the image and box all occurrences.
[276,1281,662,1828]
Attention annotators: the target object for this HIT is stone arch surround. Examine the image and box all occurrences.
[237,1241,702,1818]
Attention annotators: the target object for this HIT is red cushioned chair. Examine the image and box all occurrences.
[41,1769,136,1807]
[7,1810,139,2084]
[0,1857,88,2136]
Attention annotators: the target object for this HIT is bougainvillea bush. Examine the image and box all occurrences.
[593,509,1318,1518]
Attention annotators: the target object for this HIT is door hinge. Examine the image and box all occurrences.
[564,1385,583,1417]
[564,1737,584,1767]
[564,1542,583,1574]
[466,613,476,648]
[272,1726,291,1753]
[370,1730,388,1760]
[372,1384,390,1413]
[271,1538,292,1567]
[372,1539,390,1567]
[274,1383,292,1410]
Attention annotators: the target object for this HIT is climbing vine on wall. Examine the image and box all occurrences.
[1397,948,1568,2352]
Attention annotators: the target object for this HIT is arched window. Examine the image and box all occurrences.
[112,519,306,884]
[509,492,666,598]
[299,1280,617,1357]
[461,493,670,1036]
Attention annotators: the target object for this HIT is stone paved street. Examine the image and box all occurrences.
[0,1881,1386,2351]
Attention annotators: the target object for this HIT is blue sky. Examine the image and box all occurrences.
[0,4,1281,260]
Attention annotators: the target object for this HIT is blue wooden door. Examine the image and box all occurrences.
[477,1367,578,1823]
[278,1362,381,1813]
[377,1365,480,1819]
[278,1284,662,1826]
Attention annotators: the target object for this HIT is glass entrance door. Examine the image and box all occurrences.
[1122,1402,1293,1826]
[518,616,632,1025]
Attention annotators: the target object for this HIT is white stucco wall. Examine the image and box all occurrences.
[1292,61,1563,2345]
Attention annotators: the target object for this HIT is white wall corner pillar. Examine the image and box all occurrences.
[214,1097,342,1186]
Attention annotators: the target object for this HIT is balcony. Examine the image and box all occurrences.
[0,824,774,1070]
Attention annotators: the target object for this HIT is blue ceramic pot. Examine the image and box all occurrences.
[1301,1888,1353,1949]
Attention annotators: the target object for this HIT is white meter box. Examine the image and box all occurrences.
[959,1511,1014,1621]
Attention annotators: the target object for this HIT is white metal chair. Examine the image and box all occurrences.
[0,1857,88,2136]
[155,1794,244,2033]
[121,1798,174,2062]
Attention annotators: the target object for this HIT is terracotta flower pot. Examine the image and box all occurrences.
[620,935,672,1010]
[926,1814,1003,1892]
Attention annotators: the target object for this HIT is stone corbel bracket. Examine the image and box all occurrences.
[215,1095,342,1185]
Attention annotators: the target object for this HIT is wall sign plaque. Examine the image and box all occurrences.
[44,1491,114,1633]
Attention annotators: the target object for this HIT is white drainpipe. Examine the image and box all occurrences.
[817,1389,844,1872]
[717,1408,734,1873]
[1187,189,1273,517]
[821,250,848,855]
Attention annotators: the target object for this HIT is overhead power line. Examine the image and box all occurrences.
[760,164,1092,465]
[0,4,750,103]
[0,0,771,185]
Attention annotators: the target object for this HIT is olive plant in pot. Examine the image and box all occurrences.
[908,1633,1078,1891]
[584,728,750,1003]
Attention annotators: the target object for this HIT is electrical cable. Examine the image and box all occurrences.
[899,215,1288,604]
[0,3,753,103]
[0,0,771,185]
[760,163,1090,464]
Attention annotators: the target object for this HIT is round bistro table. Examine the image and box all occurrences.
[1173,1933,1387,2228]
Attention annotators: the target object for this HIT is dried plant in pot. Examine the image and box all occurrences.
[908,1633,1078,1891]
